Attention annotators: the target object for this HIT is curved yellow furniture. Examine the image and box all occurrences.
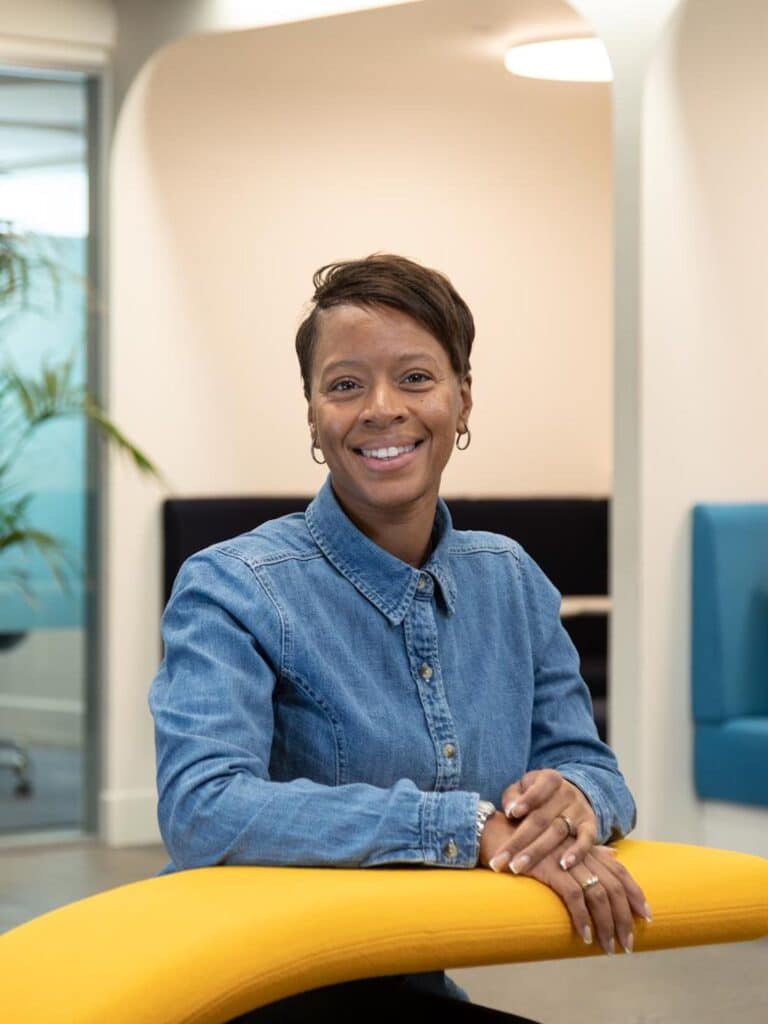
[2,840,767,1023]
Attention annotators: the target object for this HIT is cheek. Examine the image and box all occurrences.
[419,395,460,434]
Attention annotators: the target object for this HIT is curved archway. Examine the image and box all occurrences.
[108,0,616,842]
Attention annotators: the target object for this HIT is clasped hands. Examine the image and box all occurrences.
[478,769,651,956]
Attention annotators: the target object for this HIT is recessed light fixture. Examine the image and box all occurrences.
[504,37,613,83]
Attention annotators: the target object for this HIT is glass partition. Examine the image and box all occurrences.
[0,69,96,837]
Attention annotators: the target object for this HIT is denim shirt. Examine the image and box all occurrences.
[149,475,635,877]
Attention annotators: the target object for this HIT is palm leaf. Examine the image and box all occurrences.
[81,396,161,477]
[0,222,60,326]
[0,221,161,601]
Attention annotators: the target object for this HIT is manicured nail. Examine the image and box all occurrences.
[582,925,592,945]
[602,937,615,956]
[489,854,509,872]
[622,933,634,954]
[643,902,653,923]
[560,853,576,870]
[509,854,530,874]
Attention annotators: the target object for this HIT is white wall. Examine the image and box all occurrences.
[575,0,768,858]
[107,0,613,843]
[639,0,768,854]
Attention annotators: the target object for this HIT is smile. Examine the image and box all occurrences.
[353,439,424,467]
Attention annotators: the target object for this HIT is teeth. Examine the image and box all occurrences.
[361,444,416,460]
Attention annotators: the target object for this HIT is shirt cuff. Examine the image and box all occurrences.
[420,790,480,867]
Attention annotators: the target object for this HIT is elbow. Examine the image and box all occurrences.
[158,789,234,871]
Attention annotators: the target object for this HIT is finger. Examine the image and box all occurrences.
[499,780,524,818]
[575,870,618,956]
[583,852,635,955]
[499,812,573,874]
[503,769,562,819]
[593,845,618,857]
[532,863,594,947]
[558,818,598,871]
[590,849,653,923]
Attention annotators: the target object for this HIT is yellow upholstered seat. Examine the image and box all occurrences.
[2,840,767,1023]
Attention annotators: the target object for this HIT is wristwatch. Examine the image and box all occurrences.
[475,799,496,841]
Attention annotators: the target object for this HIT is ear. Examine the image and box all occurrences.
[459,373,473,427]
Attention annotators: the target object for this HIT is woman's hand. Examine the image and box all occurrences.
[528,841,651,955]
[480,818,652,955]
[495,768,598,874]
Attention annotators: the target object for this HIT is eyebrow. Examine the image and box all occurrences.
[320,352,439,377]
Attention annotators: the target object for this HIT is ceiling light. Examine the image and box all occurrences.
[504,37,613,83]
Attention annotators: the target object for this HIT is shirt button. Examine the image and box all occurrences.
[416,575,427,591]
[442,743,456,759]
[444,839,458,860]
[419,663,433,680]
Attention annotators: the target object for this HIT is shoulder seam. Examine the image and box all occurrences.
[216,544,323,570]
[447,540,522,562]
[201,546,289,677]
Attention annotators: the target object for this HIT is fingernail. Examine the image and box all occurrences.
[560,854,576,870]
[602,937,615,956]
[489,854,509,872]
[503,802,516,818]
[643,902,653,923]
[509,854,530,874]
[582,925,593,945]
[622,933,634,954]
[511,802,527,818]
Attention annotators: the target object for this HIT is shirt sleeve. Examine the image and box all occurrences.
[149,547,479,872]
[517,545,637,844]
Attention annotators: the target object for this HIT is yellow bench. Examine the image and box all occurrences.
[2,840,767,1023]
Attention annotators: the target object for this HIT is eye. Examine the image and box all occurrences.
[329,378,359,392]
[403,372,432,385]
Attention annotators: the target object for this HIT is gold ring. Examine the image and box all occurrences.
[558,813,577,838]
[580,874,600,892]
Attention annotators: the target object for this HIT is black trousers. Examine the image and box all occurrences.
[226,976,541,1023]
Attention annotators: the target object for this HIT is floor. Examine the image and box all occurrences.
[1,837,766,1023]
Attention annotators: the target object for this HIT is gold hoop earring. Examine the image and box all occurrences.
[310,437,326,465]
[456,426,471,451]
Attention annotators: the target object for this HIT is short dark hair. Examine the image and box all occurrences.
[295,253,474,400]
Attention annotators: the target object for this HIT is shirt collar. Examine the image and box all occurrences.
[305,475,457,625]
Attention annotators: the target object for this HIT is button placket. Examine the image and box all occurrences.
[403,595,461,791]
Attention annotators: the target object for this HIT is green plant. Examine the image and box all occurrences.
[0,221,158,601]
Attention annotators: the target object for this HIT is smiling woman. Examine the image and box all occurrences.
[149,254,642,1023]
[300,260,473,567]
[298,255,473,567]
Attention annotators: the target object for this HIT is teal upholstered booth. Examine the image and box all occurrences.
[692,504,768,805]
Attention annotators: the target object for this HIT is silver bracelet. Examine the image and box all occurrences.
[475,800,496,841]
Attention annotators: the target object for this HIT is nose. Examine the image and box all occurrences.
[361,378,407,425]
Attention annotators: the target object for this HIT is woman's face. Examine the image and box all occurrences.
[307,304,472,520]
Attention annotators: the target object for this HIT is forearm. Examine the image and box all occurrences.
[158,767,479,870]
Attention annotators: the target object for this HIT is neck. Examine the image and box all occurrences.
[331,484,437,568]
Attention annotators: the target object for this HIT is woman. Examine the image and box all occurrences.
[149,254,648,1022]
